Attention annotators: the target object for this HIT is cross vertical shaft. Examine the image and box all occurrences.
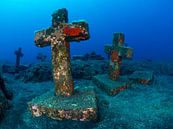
[14,47,23,67]
[51,40,73,96]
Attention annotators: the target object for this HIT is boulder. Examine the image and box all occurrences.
[71,60,108,79]
[15,60,109,82]
[0,90,9,121]
[15,62,52,83]
[2,64,29,74]
[0,75,12,121]
[72,51,104,61]
[121,60,173,76]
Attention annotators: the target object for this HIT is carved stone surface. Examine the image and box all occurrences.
[93,33,133,96]
[34,8,89,96]
[93,74,131,96]
[104,33,133,80]
[28,90,97,121]
[29,8,97,121]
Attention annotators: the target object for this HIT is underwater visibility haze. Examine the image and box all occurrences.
[0,0,173,62]
[0,0,173,129]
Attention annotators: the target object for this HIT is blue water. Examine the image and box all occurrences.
[0,0,173,63]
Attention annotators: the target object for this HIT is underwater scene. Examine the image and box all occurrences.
[0,0,173,129]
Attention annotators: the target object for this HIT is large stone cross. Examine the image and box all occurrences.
[29,8,97,121]
[34,8,89,96]
[104,33,133,80]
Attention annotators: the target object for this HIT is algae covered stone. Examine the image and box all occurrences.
[29,8,97,121]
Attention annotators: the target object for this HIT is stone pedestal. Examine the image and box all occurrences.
[28,90,97,121]
[93,74,131,96]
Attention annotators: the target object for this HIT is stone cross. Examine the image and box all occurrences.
[14,47,23,67]
[104,33,133,80]
[36,53,47,62]
[34,8,89,96]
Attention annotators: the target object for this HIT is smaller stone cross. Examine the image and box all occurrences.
[14,47,23,67]
[36,53,47,62]
[104,33,133,80]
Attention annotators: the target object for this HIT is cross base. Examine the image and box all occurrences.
[129,71,154,84]
[93,74,131,96]
[28,90,97,121]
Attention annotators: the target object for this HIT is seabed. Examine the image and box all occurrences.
[0,60,173,129]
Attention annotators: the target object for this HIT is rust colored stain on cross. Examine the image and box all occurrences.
[105,33,133,80]
[34,8,90,96]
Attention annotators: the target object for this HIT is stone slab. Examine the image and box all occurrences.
[28,90,97,121]
[129,71,154,84]
[93,74,130,96]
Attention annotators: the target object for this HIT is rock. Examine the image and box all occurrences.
[0,75,13,100]
[72,51,104,61]
[121,60,173,76]
[71,60,108,80]
[15,65,29,73]
[129,71,154,84]
[2,64,29,74]
[0,90,10,121]
[0,75,12,121]
[15,62,52,83]
[2,65,16,74]
[16,60,109,82]
[0,90,9,121]
[15,60,173,83]
[159,63,173,75]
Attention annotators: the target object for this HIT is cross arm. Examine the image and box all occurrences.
[104,45,112,54]
[14,50,23,57]
[34,27,54,47]
[119,47,133,59]
[63,21,90,42]
[14,52,24,57]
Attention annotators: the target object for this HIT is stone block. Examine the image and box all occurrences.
[28,90,97,121]
[93,74,130,96]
